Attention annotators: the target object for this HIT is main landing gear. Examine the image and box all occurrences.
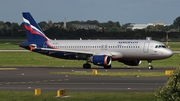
[83,56,112,69]
[104,65,112,69]
[83,56,91,69]
[148,60,153,70]
[83,63,91,69]
[83,63,112,69]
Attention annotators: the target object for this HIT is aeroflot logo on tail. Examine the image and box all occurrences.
[23,17,50,40]
[118,41,139,44]
[23,18,44,35]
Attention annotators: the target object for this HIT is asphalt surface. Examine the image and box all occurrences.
[0,67,170,92]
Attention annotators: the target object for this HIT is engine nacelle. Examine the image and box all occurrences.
[90,55,112,66]
[118,60,141,66]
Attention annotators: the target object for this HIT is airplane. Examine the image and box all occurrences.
[19,12,173,69]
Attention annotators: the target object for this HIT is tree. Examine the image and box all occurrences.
[121,23,131,31]
[155,68,180,101]
[86,20,99,26]
[38,21,49,30]
[11,22,19,36]
[19,22,24,30]
[173,16,180,29]
[107,21,115,28]
[0,21,4,34]
[4,21,11,27]
[146,25,154,32]
[108,26,119,32]
[154,25,165,31]
[0,21,4,27]
[100,21,121,32]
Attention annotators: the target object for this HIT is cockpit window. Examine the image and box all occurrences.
[160,45,166,48]
[155,45,166,48]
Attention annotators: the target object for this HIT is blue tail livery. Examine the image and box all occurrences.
[22,12,50,42]
[19,12,173,69]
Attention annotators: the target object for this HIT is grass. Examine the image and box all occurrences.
[0,51,179,68]
[0,52,85,67]
[166,42,180,50]
[0,39,25,50]
[0,43,23,50]
[50,71,166,77]
[0,91,156,101]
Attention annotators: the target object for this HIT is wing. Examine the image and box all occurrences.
[41,48,94,55]
[34,47,122,57]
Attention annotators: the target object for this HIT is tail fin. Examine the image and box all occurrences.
[22,12,50,42]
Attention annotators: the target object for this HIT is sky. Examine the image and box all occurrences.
[0,0,179,25]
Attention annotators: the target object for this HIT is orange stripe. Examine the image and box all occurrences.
[46,41,58,49]
[104,55,107,65]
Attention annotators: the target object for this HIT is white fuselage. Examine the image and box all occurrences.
[45,39,173,60]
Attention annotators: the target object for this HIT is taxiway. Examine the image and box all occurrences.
[0,67,169,92]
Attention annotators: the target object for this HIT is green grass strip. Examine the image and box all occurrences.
[0,51,179,68]
[0,91,156,101]
[50,71,166,77]
[0,68,18,70]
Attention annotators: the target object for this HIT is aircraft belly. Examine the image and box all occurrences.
[120,50,139,59]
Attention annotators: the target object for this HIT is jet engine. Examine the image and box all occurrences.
[118,60,141,66]
[90,55,112,66]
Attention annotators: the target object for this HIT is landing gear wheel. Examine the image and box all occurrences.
[104,65,111,69]
[148,65,153,70]
[147,60,153,70]
[83,63,91,69]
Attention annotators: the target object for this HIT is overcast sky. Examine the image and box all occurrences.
[0,0,179,25]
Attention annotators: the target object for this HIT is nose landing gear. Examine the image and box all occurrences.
[148,60,153,69]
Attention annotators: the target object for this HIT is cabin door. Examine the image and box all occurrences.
[143,42,150,53]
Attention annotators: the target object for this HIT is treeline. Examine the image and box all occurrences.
[0,15,180,41]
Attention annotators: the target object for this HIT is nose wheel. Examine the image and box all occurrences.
[148,65,153,69]
[148,60,153,70]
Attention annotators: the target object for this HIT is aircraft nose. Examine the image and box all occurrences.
[165,49,173,58]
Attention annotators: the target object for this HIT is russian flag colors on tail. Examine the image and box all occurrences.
[22,12,50,42]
